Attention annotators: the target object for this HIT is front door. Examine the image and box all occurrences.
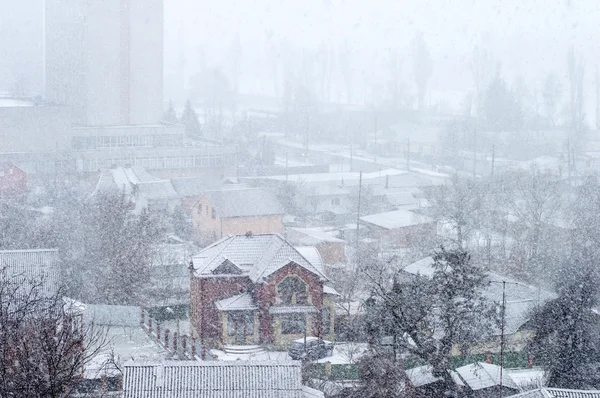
[234,317,245,345]
[228,312,253,345]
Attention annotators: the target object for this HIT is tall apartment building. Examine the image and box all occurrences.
[45,0,163,126]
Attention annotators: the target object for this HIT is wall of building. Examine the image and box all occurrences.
[0,0,44,96]
[128,0,163,125]
[316,242,346,264]
[221,215,284,237]
[376,222,437,248]
[190,275,251,346]
[254,263,325,348]
[45,0,163,127]
[0,105,72,152]
[193,198,284,246]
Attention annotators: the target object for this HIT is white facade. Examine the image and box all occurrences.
[45,0,163,127]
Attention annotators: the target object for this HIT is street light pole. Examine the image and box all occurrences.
[500,281,506,398]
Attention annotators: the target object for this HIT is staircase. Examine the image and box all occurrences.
[223,345,266,356]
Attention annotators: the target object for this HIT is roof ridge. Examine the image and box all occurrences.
[252,235,287,282]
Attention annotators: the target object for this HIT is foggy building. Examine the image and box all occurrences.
[45,0,163,126]
[0,0,44,97]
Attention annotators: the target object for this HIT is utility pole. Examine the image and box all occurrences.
[499,280,506,398]
[473,123,477,177]
[355,171,363,246]
[406,138,410,171]
[491,144,496,176]
[285,152,289,182]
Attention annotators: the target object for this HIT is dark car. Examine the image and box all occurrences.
[288,337,334,361]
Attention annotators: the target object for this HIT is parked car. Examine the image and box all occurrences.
[288,337,334,361]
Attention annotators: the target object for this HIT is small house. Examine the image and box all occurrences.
[191,187,285,246]
[189,233,336,350]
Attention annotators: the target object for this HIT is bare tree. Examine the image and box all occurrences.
[426,175,483,249]
[567,46,586,142]
[542,72,563,128]
[0,268,108,398]
[412,33,433,111]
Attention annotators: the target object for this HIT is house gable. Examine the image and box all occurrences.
[212,259,243,275]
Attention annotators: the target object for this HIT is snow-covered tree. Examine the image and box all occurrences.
[163,100,178,123]
[364,247,496,396]
[181,99,201,137]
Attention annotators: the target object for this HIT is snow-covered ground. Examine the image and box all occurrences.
[207,342,368,364]
[506,368,545,389]
[85,326,169,379]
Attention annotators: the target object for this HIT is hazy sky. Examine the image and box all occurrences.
[2,0,599,115]
[165,0,600,111]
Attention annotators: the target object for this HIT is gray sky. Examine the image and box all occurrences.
[165,0,600,111]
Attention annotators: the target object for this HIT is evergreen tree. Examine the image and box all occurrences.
[164,100,178,123]
[528,257,600,389]
[365,247,496,396]
[181,99,201,137]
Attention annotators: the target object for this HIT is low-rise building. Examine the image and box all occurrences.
[189,233,336,350]
[360,209,437,248]
[191,187,285,246]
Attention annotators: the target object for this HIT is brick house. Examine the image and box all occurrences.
[191,187,285,246]
[0,163,27,197]
[190,233,336,349]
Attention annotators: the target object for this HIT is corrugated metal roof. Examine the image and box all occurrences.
[0,249,61,296]
[123,361,306,398]
[455,362,519,391]
[507,388,600,398]
[192,234,328,283]
[215,293,257,311]
[203,187,285,218]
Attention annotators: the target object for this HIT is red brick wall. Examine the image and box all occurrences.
[255,262,325,342]
[190,275,251,343]
[191,262,326,346]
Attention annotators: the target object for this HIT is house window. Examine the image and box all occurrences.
[331,198,340,205]
[211,208,217,219]
[206,206,209,216]
[198,204,202,214]
[277,277,308,305]
[322,307,331,335]
[281,314,305,334]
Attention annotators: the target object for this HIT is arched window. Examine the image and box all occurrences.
[277,277,308,305]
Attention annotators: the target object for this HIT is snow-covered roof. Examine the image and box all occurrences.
[506,388,600,398]
[294,246,324,269]
[135,180,178,200]
[360,209,435,229]
[324,285,340,296]
[288,227,346,244]
[251,168,407,183]
[203,187,285,217]
[215,293,258,311]
[269,305,318,314]
[191,234,328,283]
[122,361,308,398]
[402,258,556,335]
[170,175,225,197]
[405,365,464,388]
[455,362,520,391]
